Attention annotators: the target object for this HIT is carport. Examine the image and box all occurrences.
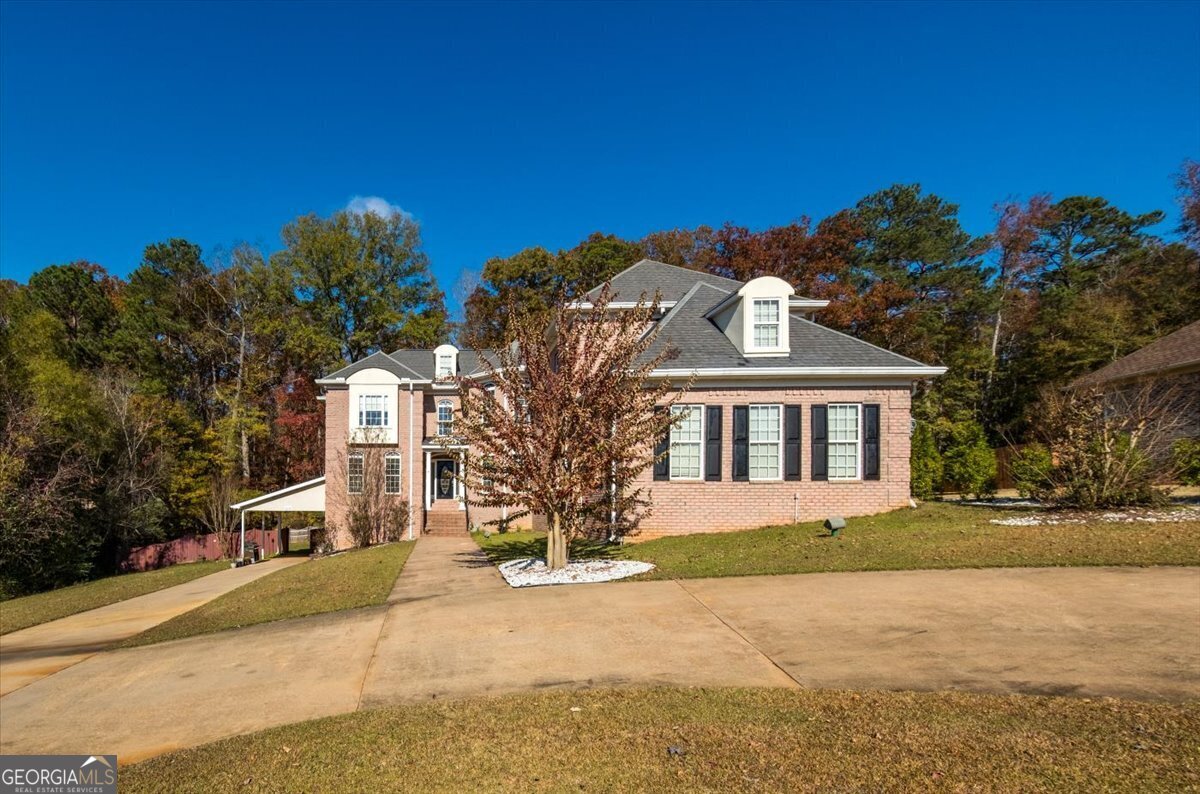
[229,476,326,560]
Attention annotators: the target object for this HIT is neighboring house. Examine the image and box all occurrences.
[1071,319,1200,451]
[248,260,945,548]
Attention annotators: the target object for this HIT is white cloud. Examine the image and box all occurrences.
[345,195,411,220]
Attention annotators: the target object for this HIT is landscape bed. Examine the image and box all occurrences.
[475,502,1200,580]
[121,687,1200,792]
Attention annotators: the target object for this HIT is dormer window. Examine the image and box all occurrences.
[751,299,781,349]
[433,343,459,382]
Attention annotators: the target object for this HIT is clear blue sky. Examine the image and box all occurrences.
[2,1,1197,317]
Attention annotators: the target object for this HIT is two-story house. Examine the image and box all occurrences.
[241,260,944,549]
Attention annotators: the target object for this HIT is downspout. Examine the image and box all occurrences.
[408,381,415,541]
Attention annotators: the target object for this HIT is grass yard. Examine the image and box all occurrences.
[476,502,1200,580]
[121,542,414,648]
[121,687,1199,792]
[1,560,228,635]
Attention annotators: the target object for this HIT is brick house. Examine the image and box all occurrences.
[251,260,945,548]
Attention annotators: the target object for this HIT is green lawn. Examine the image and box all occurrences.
[1,560,229,635]
[476,502,1200,580]
[121,542,414,647]
[121,687,1199,792]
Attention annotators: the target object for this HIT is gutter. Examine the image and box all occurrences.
[649,366,948,379]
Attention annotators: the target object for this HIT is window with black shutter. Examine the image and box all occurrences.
[864,403,881,480]
[811,404,828,481]
[653,406,669,481]
[784,405,801,481]
[732,405,749,481]
[705,406,722,481]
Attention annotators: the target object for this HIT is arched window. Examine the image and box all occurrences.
[347,452,364,494]
[437,401,454,436]
[385,452,402,494]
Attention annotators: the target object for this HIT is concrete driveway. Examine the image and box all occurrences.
[0,556,305,696]
[1,538,1197,764]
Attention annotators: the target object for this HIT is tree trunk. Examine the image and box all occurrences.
[547,513,567,570]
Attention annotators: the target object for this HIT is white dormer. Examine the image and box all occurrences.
[434,344,459,382]
[707,276,794,357]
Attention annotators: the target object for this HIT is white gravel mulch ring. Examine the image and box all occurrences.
[989,505,1200,527]
[497,557,655,588]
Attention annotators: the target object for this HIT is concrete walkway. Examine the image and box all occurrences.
[1,539,1197,764]
[0,556,306,696]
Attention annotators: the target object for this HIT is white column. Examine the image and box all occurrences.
[408,383,415,540]
[239,510,246,563]
[423,450,431,510]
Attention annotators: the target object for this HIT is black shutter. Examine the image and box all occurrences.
[653,406,670,481]
[732,405,749,481]
[864,403,881,480]
[784,405,802,481]
[811,405,828,481]
[705,406,722,481]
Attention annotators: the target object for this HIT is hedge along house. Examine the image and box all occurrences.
[306,260,945,548]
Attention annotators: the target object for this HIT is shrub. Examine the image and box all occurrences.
[1020,383,1186,508]
[941,419,997,499]
[910,421,943,500]
[1174,438,1200,486]
[1010,443,1053,499]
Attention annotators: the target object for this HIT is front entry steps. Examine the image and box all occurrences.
[424,504,468,536]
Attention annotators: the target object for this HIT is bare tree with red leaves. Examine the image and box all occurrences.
[452,286,690,570]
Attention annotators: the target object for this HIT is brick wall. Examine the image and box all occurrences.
[325,385,426,548]
[630,384,912,539]
[324,381,913,545]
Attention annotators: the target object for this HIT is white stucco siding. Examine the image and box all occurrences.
[346,367,401,444]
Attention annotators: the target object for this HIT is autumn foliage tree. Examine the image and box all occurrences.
[453,287,689,570]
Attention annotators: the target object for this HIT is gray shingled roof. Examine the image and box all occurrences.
[640,282,935,371]
[320,349,498,381]
[326,261,939,380]
[585,259,742,303]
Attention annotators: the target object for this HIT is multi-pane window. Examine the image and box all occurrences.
[480,455,495,490]
[358,395,388,427]
[752,298,781,349]
[828,404,861,480]
[669,405,703,480]
[748,404,781,480]
[436,354,454,379]
[437,401,454,436]
[385,453,402,494]
[347,452,364,494]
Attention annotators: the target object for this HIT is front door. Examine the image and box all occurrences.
[434,459,456,501]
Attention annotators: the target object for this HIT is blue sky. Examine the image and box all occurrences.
[2,1,1197,317]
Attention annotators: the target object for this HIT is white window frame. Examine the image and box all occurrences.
[827,403,862,481]
[748,403,783,481]
[385,452,402,494]
[437,400,454,436]
[347,452,364,494]
[436,354,454,380]
[669,404,705,481]
[358,394,388,428]
[749,298,782,352]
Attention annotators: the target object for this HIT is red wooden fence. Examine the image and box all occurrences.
[119,528,284,572]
